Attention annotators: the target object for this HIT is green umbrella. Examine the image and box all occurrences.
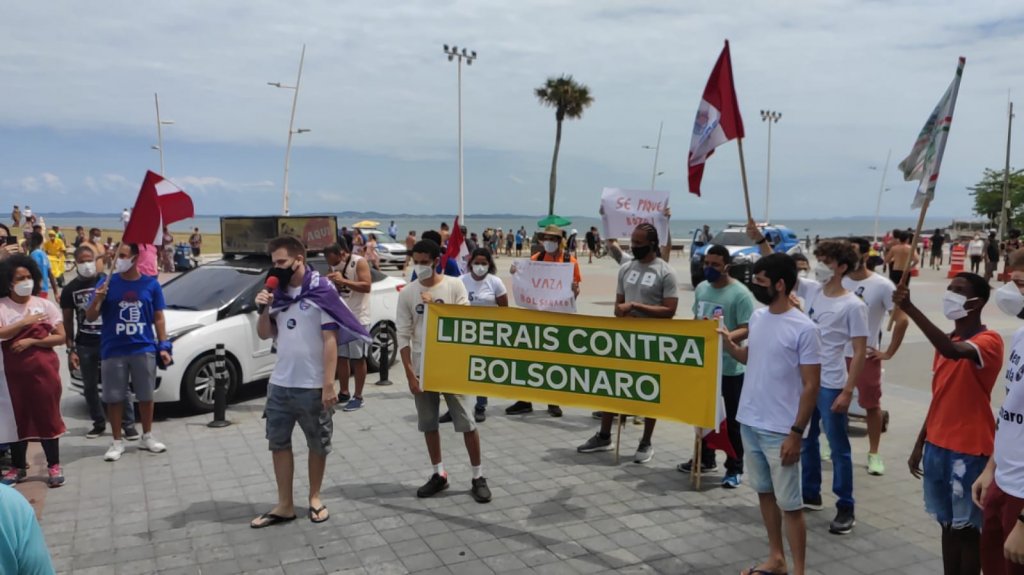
[537,215,572,228]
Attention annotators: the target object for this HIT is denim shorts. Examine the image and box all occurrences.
[922,442,987,529]
[264,384,334,455]
[742,424,802,512]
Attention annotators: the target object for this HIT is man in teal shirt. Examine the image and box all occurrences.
[0,484,54,574]
[678,244,755,488]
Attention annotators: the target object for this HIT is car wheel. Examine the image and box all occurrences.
[181,353,240,413]
[367,322,398,373]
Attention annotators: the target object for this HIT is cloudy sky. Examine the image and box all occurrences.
[1,1,1022,219]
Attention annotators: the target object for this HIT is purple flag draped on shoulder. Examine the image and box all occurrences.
[270,269,371,346]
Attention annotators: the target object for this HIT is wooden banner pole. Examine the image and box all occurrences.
[692,431,703,490]
[736,137,754,223]
[888,196,932,331]
[614,414,625,465]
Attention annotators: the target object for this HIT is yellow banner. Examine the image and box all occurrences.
[423,304,721,428]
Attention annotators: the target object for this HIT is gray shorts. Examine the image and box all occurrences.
[338,325,371,359]
[101,353,156,403]
[264,384,334,455]
[415,392,476,433]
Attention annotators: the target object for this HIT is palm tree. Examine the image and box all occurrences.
[535,75,594,216]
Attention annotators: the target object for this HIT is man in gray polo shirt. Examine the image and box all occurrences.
[577,223,679,463]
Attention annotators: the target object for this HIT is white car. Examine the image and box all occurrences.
[355,228,408,269]
[70,256,405,412]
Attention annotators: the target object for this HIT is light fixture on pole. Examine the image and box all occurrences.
[760,109,782,222]
[153,93,175,175]
[641,120,664,191]
[268,44,307,216]
[443,44,477,224]
[869,149,892,243]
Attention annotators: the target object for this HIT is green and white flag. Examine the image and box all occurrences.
[898,57,966,209]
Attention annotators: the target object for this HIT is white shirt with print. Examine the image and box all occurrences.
[996,327,1024,498]
[269,286,340,389]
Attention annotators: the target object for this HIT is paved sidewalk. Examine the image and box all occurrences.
[30,256,994,574]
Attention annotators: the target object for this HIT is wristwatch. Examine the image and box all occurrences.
[790,425,804,435]
[756,237,768,245]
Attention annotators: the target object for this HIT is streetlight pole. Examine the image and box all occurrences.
[999,101,1014,241]
[152,93,175,175]
[870,149,892,243]
[760,110,782,222]
[268,44,308,216]
[642,120,664,190]
[443,44,477,224]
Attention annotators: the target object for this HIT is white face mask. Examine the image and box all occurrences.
[77,261,97,279]
[797,269,810,279]
[114,257,135,274]
[995,282,1024,317]
[413,264,434,282]
[542,240,559,253]
[91,235,101,243]
[813,261,835,284]
[942,291,976,321]
[471,264,489,277]
[13,280,33,297]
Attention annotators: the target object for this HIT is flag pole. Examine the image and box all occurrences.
[736,138,754,222]
[888,196,931,331]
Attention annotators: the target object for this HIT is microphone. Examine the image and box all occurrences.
[258,276,279,314]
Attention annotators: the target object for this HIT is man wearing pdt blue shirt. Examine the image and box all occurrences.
[86,242,171,462]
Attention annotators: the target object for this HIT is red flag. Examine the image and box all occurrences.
[702,394,737,459]
[123,171,195,245]
[442,217,469,274]
[687,40,745,196]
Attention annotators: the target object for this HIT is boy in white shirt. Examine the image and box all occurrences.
[398,239,491,503]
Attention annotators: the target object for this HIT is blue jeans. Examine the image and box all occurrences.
[801,387,854,511]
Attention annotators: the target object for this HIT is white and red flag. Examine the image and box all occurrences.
[688,40,745,197]
[442,217,470,274]
[123,171,195,245]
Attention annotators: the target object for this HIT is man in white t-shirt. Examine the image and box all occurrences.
[398,239,492,504]
[975,248,1024,571]
[845,237,908,476]
[325,240,373,412]
[251,236,339,528]
[800,241,868,536]
[722,253,821,575]
[120,208,130,229]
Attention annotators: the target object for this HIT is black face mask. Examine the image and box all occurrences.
[631,245,653,260]
[750,283,775,305]
[268,264,296,286]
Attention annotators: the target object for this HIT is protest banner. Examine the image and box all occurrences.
[600,188,670,244]
[511,259,577,313]
[422,304,721,428]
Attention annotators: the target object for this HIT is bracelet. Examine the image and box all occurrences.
[756,237,768,245]
[790,425,804,435]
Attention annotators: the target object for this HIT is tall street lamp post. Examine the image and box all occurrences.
[760,109,782,222]
[268,44,308,216]
[641,120,664,191]
[152,93,175,175]
[443,44,477,224]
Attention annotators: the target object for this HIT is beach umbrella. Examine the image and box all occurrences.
[537,215,571,228]
[353,220,380,228]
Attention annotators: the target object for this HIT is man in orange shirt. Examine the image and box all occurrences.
[895,272,1003,574]
[504,224,581,418]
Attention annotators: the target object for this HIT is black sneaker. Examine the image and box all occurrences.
[577,433,614,453]
[471,477,492,503]
[829,508,856,534]
[803,494,824,511]
[417,473,449,498]
[439,411,453,423]
[505,401,533,415]
[676,459,717,474]
[591,411,605,420]
[474,409,486,423]
[547,405,563,418]
[86,424,105,439]
[122,426,141,441]
[338,393,351,404]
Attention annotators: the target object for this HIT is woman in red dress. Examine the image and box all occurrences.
[0,254,67,487]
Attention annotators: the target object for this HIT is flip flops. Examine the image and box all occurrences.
[309,505,330,524]
[744,568,788,575]
[250,512,297,529]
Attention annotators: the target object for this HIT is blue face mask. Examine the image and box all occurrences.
[704,266,723,283]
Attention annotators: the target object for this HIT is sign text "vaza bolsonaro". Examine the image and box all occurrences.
[422,305,721,428]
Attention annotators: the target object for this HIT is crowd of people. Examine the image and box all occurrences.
[4,206,1024,574]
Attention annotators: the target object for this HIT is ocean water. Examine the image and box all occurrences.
[40,214,954,243]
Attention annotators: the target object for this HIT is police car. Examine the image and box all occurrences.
[689,223,805,287]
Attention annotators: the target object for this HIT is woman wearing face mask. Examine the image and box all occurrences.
[0,255,68,488]
[449,248,509,424]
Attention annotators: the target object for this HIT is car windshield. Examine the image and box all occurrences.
[162,265,263,311]
[711,231,754,247]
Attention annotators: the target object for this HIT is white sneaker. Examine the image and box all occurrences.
[104,441,125,462]
[139,434,166,453]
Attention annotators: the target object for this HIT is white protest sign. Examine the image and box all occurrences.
[511,259,577,313]
[600,187,670,245]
